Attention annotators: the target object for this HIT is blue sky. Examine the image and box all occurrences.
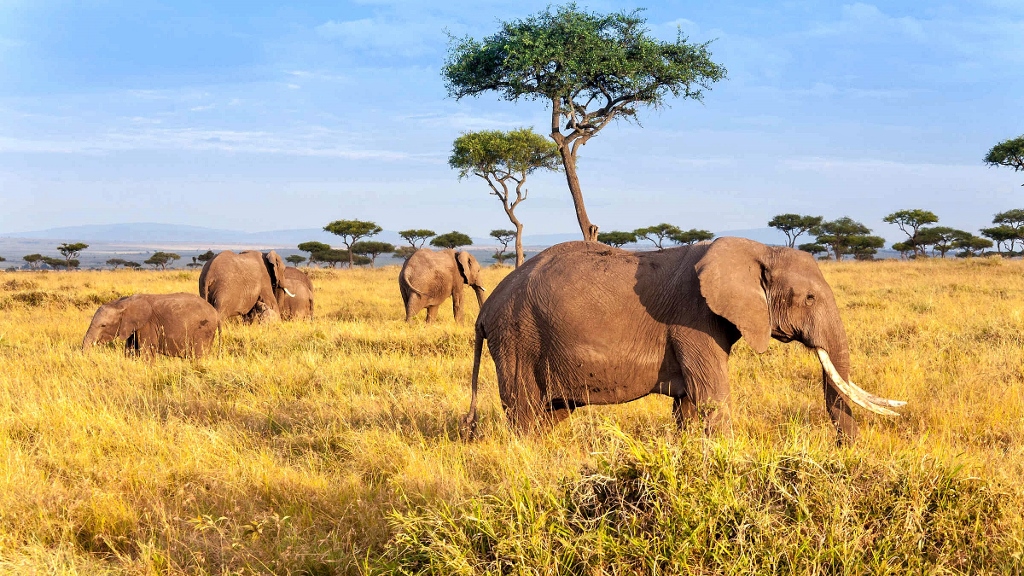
[1,1,1021,240]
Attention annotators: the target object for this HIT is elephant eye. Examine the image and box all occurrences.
[805,293,816,305]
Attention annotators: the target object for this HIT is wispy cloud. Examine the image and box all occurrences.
[315,15,445,57]
[807,3,926,41]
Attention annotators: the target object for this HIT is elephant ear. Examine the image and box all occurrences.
[265,251,286,288]
[114,296,154,340]
[455,251,475,285]
[695,237,772,354]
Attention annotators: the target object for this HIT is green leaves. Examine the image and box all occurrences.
[430,232,473,250]
[449,129,560,181]
[984,135,1024,173]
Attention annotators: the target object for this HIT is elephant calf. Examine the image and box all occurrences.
[275,267,314,320]
[399,248,486,324]
[83,293,219,358]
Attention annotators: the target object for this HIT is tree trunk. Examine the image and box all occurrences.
[557,146,599,242]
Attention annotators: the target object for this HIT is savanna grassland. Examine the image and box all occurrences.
[1,258,1023,575]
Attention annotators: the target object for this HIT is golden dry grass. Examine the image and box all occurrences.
[0,258,1022,574]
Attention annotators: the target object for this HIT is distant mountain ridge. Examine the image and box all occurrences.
[2,223,791,248]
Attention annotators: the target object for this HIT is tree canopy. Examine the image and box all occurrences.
[285,255,306,266]
[196,250,216,263]
[597,231,636,248]
[671,228,714,245]
[393,246,417,261]
[145,252,180,270]
[883,209,939,257]
[490,229,517,265]
[443,3,726,241]
[23,254,43,270]
[812,217,875,261]
[398,230,436,248]
[431,231,473,250]
[984,136,1024,182]
[451,129,560,266]
[324,220,382,268]
[57,242,89,270]
[768,214,823,248]
[634,223,682,250]
[352,241,396,267]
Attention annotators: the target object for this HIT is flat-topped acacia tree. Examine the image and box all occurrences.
[443,4,726,241]
[450,129,560,267]
[984,136,1024,184]
[324,220,382,268]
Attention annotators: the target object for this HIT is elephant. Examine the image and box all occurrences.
[462,238,905,444]
[275,267,314,320]
[398,249,486,324]
[82,293,219,358]
[199,250,299,323]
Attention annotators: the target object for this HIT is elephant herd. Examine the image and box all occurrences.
[82,250,313,358]
[82,240,906,443]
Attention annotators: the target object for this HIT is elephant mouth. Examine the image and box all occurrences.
[815,349,907,417]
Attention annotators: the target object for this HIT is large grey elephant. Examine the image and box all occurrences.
[399,249,486,324]
[199,250,299,322]
[462,238,905,444]
[83,293,219,358]
[275,267,314,320]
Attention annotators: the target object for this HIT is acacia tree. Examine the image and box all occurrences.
[23,254,43,270]
[984,136,1024,184]
[634,223,681,251]
[490,229,516,266]
[106,258,131,270]
[352,241,395,268]
[921,227,966,258]
[954,234,993,257]
[597,231,636,248]
[398,229,435,249]
[286,255,306,267]
[324,220,382,268]
[431,231,473,250]
[981,209,1024,255]
[883,209,938,257]
[443,4,726,241]
[57,242,89,270]
[813,217,875,261]
[798,243,828,258]
[671,228,714,245]
[298,242,331,267]
[393,246,417,261]
[145,252,180,270]
[768,214,823,247]
[450,129,560,267]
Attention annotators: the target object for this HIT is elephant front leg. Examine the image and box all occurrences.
[672,333,733,437]
[451,288,465,324]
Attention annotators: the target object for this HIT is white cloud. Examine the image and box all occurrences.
[314,16,444,57]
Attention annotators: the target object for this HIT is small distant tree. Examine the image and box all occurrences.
[124,261,142,270]
[42,256,75,269]
[324,220,382,268]
[980,225,1017,255]
[57,242,89,270]
[813,217,874,261]
[922,227,966,258]
[597,231,636,248]
[443,4,727,241]
[285,255,306,267]
[490,229,516,265]
[398,229,436,249]
[23,254,43,270]
[316,249,350,268]
[954,234,993,257]
[634,223,682,251]
[431,231,473,250]
[848,235,886,260]
[0,256,5,263]
[186,257,202,269]
[196,250,216,263]
[798,243,828,258]
[298,242,332,267]
[352,241,396,268]
[145,252,180,270]
[981,209,1024,256]
[106,258,131,270]
[984,136,1024,184]
[671,228,714,246]
[393,246,417,261]
[450,129,561,267]
[768,214,823,248]
[891,241,914,260]
[883,209,939,257]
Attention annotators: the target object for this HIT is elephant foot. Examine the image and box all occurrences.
[459,412,478,441]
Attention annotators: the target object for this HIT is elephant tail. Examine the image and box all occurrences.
[460,322,485,441]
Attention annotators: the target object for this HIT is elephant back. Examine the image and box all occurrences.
[400,249,455,297]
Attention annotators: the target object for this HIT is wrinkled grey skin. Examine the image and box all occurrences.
[83,293,219,358]
[275,267,314,320]
[463,238,867,444]
[199,250,296,323]
[399,249,486,324]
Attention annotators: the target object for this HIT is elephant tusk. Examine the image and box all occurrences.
[816,349,906,417]
[284,288,296,298]
[478,286,487,292]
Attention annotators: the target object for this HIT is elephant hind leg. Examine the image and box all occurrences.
[425,305,440,323]
[405,292,425,322]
